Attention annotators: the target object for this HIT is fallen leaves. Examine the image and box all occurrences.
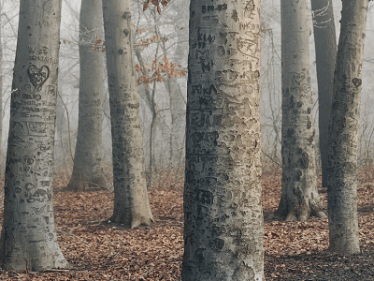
[262,164,374,280]
[0,165,372,280]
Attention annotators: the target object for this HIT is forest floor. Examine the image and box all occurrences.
[0,165,373,280]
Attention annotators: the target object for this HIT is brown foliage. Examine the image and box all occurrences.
[143,0,172,14]
[136,56,187,87]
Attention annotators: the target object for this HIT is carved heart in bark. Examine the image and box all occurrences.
[27,65,50,92]
[293,72,306,85]
[352,78,362,88]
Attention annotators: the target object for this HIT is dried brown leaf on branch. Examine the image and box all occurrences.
[143,0,171,14]
[143,0,149,11]
[161,0,171,7]
[136,56,187,86]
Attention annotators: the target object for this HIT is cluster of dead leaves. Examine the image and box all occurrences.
[143,0,172,15]
[137,36,169,47]
[0,164,373,280]
[136,56,187,87]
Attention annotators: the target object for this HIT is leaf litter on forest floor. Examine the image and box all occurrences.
[0,167,372,280]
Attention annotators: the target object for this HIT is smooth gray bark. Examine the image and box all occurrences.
[165,72,185,168]
[311,0,336,188]
[166,4,188,168]
[277,0,326,221]
[0,1,2,169]
[67,0,108,191]
[103,0,154,228]
[0,0,69,270]
[182,0,264,280]
[134,48,154,189]
[327,0,368,254]
[55,91,68,165]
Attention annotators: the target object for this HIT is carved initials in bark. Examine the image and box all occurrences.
[301,83,311,93]
[277,0,325,222]
[237,39,258,57]
[31,205,46,215]
[27,122,47,135]
[244,1,255,17]
[27,65,50,92]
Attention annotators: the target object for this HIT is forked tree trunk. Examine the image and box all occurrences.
[0,0,69,270]
[103,0,154,228]
[277,0,326,221]
[182,0,264,280]
[327,0,368,254]
[67,0,108,191]
[311,0,336,188]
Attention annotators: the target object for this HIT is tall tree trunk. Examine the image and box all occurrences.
[134,48,154,189]
[103,0,154,228]
[0,1,2,170]
[67,0,108,191]
[166,6,188,169]
[327,0,368,254]
[182,0,264,280]
[311,0,336,188]
[276,0,326,221]
[0,0,69,270]
[55,91,68,166]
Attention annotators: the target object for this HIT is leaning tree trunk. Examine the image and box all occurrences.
[67,0,108,191]
[327,0,368,254]
[182,0,264,280]
[311,0,336,188]
[276,0,326,221]
[0,0,69,271]
[103,0,154,228]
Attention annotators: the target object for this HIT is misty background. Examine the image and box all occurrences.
[0,0,373,178]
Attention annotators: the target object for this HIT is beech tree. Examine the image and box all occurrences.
[276,0,326,221]
[327,0,369,254]
[0,0,69,270]
[103,0,154,227]
[311,0,336,189]
[67,0,108,191]
[0,1,2,164]
[182,0,264,280]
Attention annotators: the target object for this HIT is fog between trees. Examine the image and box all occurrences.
[0,0,372,276]
[0,1,373,178]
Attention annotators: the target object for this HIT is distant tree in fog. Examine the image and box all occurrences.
[103,0,154,228]
[67,0,108,191]
[276,0,326,221]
